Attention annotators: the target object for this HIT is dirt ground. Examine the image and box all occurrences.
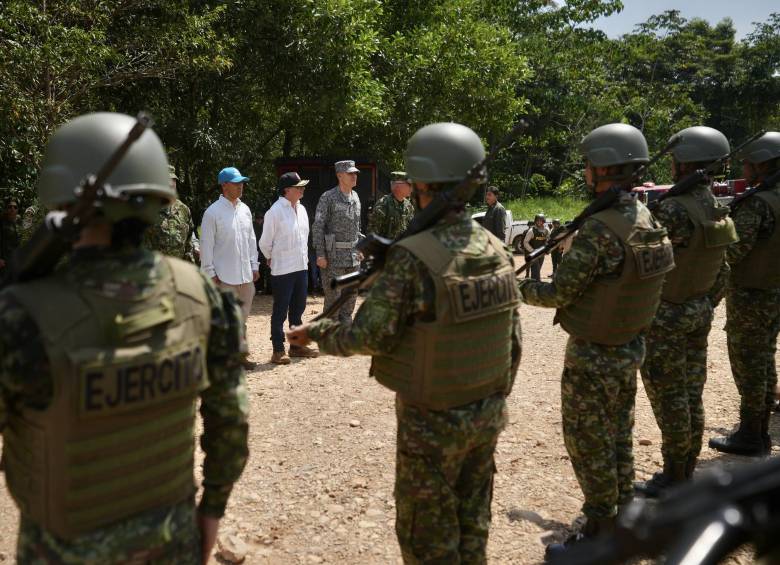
[0,257,776,564]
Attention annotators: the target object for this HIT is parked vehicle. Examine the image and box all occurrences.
[472,210,554,254]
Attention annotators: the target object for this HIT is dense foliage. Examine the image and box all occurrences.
[0,1,778,214]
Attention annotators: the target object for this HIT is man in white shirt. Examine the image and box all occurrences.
[260,172,319,364]
[200,166,259,366]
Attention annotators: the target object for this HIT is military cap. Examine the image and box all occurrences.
[390,171,409,182]
[335,160,360,173]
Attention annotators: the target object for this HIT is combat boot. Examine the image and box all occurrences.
[708,416,767,456]
[634,460,687,498]
[544,516,615,562]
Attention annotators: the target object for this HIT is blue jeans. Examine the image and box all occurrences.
[270,269,308,352]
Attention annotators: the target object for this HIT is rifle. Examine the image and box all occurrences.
[548,457,780,565]
[729,166,780,210]
[5,112,153,285]
[650,129,767,210]
[515,135,682,276]
[313,120,529,322]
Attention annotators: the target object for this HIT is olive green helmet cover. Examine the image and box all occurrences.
[404,122,486,185]
[738,131,780,164]
[668,126,730,163]
[580,123,650,167]
[37,112,174,224]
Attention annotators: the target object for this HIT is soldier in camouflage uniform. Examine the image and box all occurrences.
[367,170,414,239]
[635,127,736,498]
[288,123,522,563]
[142,165,196,262]
[518,124,674,556]
[0,113,249,564]
[710,132,780,457]
[312,160,362,325]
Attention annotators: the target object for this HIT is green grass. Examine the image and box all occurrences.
[499,196,588,222]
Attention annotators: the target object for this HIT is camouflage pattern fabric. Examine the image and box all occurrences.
[726,190,780,422]
[312,186,362,269]
[519,192,650,520]
[20,204,45,245]
[367,193,414,239]
[320,265,358,326]
[308,211,522,562]
[641,297,713,465]
[640,185,726,467]
[142,199,196,262]
[0,247,249,562]
[562,335,643,519]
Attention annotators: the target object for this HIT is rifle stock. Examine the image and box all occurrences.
[729,167,780,210]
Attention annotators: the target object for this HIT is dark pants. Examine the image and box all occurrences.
[270,269,308,352]
[529,255,544,281]
[552,251,562,275]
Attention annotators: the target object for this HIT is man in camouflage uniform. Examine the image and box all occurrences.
[142,165,196,262]
[312,159,362,325]
[710,131,780,457]
[367,170,414,239]
[288,123,522,563]
[635,127,736,497]
[0,197,21,276]
[0,113,249,564]
[483,186,507,241]
[518,124,673,555]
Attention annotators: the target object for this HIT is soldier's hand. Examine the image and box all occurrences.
[197,513,219,565]
[316,257,328,269]
[287,324,312,347]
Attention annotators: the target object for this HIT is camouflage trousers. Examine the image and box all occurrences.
[726,286,780,421]
[16,500,200,564]
[394,394,507,564]
[321,266,358,325]
[562,335,644,520]
[641,297,713,465]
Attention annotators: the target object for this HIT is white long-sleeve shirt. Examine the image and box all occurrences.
[200,195,258,284]
[259,197,309,276]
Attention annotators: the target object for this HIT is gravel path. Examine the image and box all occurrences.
[0,258,773,564]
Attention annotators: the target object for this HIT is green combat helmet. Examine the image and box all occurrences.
[37,112,174,224]
[580,123,650,168]
[669,126,730,164]
[738,131,780,164]
[404,122,486,186]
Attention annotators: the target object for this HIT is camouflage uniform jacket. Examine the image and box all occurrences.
[519,192,652,308]
[367,193,414,240]
[308,211,522,386]
[727,184,779,271]
[312,186,362,268]
[0,247,249,556]
[654,183,730,305]
[143,199,196,262]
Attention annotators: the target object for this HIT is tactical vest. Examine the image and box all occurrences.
[557,204,674,345]
[370,228,518,410]
[3,256,211,540]
[730,187,780,289]
[661,192,738,304]
[530,227,547,249]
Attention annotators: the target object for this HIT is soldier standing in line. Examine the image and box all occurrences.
[0,112,249,563]
[522,213,549,280]
[483,186,507,241]
[288,123,522,563]
[635,127,736,498]
[367,170,414,239]
[312,160,362,325]
[142,164,196,262]
[548,219,564,275]
[710,132,780,456]
[518,124,673,555]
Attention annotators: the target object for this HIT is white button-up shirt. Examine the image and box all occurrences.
[259,197,309,276]
[200,195,259,284]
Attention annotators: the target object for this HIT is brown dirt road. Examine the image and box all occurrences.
[0,258,773,563]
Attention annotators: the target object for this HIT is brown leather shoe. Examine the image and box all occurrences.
[242,359,258,370]
[289,345,319,358]
[271,351,291,365]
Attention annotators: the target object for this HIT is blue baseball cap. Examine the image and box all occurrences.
[218,167,250,184]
